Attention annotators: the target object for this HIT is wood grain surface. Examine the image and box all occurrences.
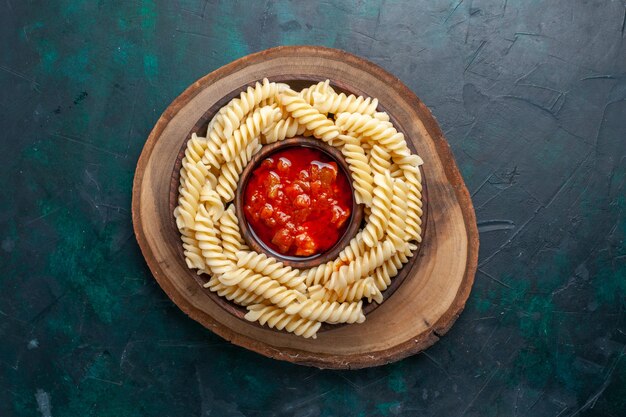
[132,46,478,369]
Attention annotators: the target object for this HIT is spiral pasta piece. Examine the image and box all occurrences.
[204,276,264,306]
[258,88,288,108]
[373,111,390,122]
[389,163,403,178]
[179,133,210,186]
[216,138,262,202]
[371,244,414,291]
[327,240,399,290]
[220,106,281,163]
[299,79,334,105]
[393,153,423,188]
[347,278,383,304]
[312,91,378,116]
[199,187,224,223]
[174,133,209,229]
[285,299,365,324]
[336,232,367,264]
[309,277,382,304]
[175,135,212,269]
[218,205,247,261]
[396,161,423,242]
[369,144,391,177]
[194,204,235,275]
[180,231,205,271]
[176,161,209,229]
[197,168,218,190]
[302,260,335,287]
[279,90,339,142]
[336,134,373,205]
[262,115,306,144]
[209,78,288,140]
[245,304,321,339]
[202,127,226,169]
[218,268,306,308]
[203,80,286,169]
[335,112,410,157]
[236,250,306,293]
[361,140,373,160]
[387,178,410,246]
[361,173,393,247]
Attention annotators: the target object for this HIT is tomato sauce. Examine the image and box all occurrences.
[244,147,353,257]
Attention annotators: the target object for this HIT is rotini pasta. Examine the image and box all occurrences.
[336,134,373,205]
[209,78,288,140]
[218,267,306,308]
[285,299,365,324]
[279,90,340,143]
[299,79,335,105]
[220,106,281,163]
[335,112,410,157]
[216,138,262,202]
[326,240,399,291]
[336,232,367,264]
[195,204,235,275]
[218,205,248,261]
[302,260,335,287]
[386,178,410,246]
[203,80,286,169]
[312,91,378,116]
[245,304,321,339]
[199,186,224,222]
[236,250,306,293]
[175,79,424,338]
[309,277,382,304]
[369,144,391,177]
[371,243,415,291]
[180,230,205,271]
[396,159,424,243]
[361,173,393,248]
[262,115,306,144]
[202,127,226,169]
[204,276,264,306]
[174,133,209,229]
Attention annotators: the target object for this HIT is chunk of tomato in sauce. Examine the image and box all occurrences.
[276,157,291,173]
[293,194,311,208]
[294,231,317,256]
[331,204,350,227]
[271,227,294,253]
[318,162,338,186]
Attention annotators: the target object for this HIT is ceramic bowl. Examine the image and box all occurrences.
[234,136,364,269]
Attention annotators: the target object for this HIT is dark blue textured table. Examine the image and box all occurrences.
[1,1,624,416]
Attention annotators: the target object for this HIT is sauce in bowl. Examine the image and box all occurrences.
[243,146,353,257]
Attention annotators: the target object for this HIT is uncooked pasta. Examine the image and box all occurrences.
[174,79,424,339]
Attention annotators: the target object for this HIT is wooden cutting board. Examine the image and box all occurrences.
[132,46,479,369]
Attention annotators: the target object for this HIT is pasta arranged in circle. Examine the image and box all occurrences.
[175,79,424,339]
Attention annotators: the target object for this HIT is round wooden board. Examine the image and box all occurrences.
[132,46,479,369]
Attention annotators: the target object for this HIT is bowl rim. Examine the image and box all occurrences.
[234,136,364,269]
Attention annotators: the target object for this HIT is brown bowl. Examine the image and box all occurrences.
[234,137,364,269]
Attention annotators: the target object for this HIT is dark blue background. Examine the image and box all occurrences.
[1,1,624,416]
